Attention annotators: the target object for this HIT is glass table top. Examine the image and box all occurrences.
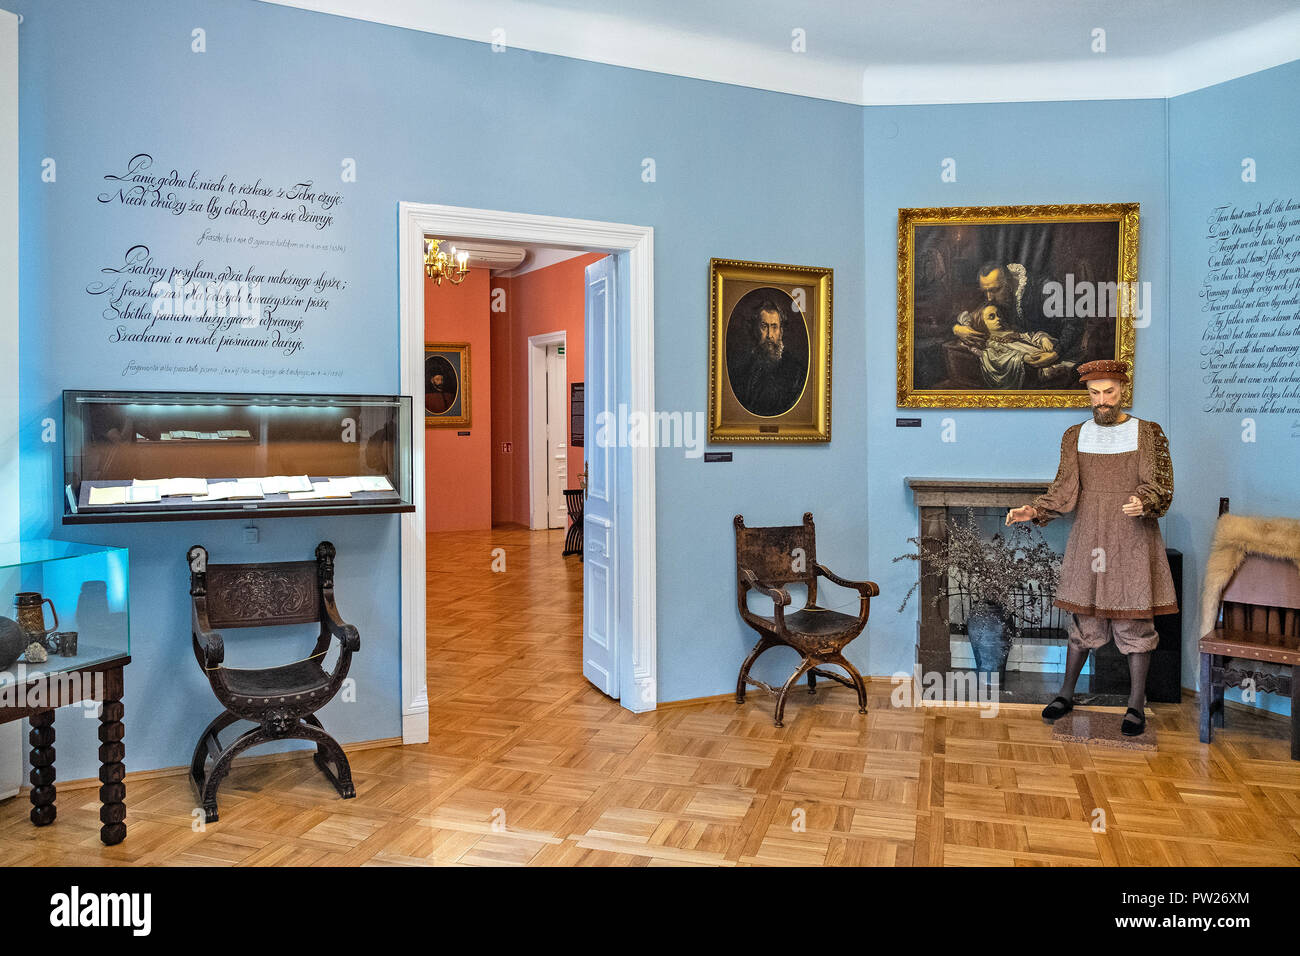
[0,539,128,570]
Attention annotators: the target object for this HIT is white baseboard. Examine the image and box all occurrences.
[402,707,428,744]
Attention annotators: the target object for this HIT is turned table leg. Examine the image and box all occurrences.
[98,685,126,846]
[28,710,56,827]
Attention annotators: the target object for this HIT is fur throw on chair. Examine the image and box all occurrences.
[1200,513,1300,638]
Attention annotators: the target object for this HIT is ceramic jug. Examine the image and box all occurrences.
[13,592,58,649]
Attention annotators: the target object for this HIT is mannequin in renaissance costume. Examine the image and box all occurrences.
[1006,360,1176,736]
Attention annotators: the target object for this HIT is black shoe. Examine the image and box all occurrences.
[1041,696,1073,721]
[1121,707,1146,737]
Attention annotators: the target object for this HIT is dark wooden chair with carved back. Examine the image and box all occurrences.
[1198,504,1300,760]
[734,513,878,727]
[187,541,360,822]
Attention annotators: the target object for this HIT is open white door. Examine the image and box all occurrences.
[0,7,23,798]
[582,256,618,697]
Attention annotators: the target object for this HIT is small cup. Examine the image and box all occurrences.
[55,631,78,657]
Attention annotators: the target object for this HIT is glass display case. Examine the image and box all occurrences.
[63,390,414,523]
[0,539,130,688]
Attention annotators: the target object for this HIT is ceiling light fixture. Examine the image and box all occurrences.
[424,237,470,286]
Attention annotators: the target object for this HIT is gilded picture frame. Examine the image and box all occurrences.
[424,342,470,427]
[708,258,832,442]
[897,203,1139,408]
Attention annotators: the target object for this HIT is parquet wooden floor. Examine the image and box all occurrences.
[1,526,1298,866]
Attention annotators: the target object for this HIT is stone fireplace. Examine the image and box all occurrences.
[906,477,1184,706]
[906,476,1124,705]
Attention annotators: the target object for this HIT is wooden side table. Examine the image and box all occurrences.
[562,489,584,558]
[0,655,130,845]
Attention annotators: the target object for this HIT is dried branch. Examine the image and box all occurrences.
[893,509,1062,634]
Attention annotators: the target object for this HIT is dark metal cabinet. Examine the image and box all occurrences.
[1091,549,1183,703]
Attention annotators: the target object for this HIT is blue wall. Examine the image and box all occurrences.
[1168,61,1300,710]
[861,98,1172,675]
[11,0,1294,779]
[12,0,868,775]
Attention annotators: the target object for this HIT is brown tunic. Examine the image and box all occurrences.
[1032,417,1178,619]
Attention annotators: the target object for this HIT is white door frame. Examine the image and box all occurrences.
[0,7,22,799]
[527,330,567,531]
[1,7,18,549]
[398,202,657,743]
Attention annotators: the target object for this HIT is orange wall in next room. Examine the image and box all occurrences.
[425,268,492,532]
[490,252,607,527]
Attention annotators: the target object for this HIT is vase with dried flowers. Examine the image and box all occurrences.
[894,510,1062,674]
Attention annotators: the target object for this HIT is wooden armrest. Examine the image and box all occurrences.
[739,568,792,630]
[192,629,223,665]
[192,600,225,666]
[739,569,791,607]
[195,629,224,666]
[323,595,361,653]
[815,564,879,597]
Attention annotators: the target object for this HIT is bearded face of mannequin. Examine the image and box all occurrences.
[1088,378,1124,425]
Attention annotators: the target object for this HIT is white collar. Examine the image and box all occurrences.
[1077,416,1139,454]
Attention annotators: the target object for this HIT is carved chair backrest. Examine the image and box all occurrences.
[1220,554,1300,642]
[201,562,321,629]
[188,542,337,630]
[734,513,818,591]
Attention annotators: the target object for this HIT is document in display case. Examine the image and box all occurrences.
[62,390,414,523]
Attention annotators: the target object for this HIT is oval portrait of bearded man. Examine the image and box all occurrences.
[425,354,459,416]
[725,287,810,418]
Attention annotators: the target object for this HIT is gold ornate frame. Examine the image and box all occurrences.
[424,342,471,427]
[897,203,1139,408]
[709,258,832,442]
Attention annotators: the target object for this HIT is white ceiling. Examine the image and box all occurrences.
[261,0,1300,103]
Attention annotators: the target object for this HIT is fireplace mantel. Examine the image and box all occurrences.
[906,477,1052,509]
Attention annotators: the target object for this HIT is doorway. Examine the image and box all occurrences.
[528,331,570,531]
[397,203,657,744]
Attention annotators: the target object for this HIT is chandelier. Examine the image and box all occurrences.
[424,238,470,285]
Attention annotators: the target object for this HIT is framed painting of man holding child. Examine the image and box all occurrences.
[896,203,1139,408]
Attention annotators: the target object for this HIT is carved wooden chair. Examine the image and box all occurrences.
[734,513,877,727]
[1199,553,1300,760]
[187,541,360,822]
